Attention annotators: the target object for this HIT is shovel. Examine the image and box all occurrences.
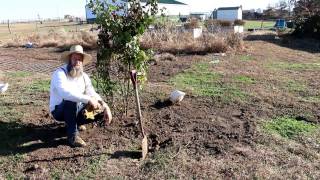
[130,70,148,160]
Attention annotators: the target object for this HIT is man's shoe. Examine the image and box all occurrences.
[78,125,86,131]
[68,135,87,147]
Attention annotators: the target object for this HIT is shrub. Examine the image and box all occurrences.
[5,29,98,50]
[292,0,320,39]
[293,15,320,40]
[218,20,232,27]
[234,19,246,26]
[184,18,200,29]
[226,33,244,49]
[141,30,242,54]
[204,19,219,28]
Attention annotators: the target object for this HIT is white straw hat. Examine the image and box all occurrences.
[61,45,92,65]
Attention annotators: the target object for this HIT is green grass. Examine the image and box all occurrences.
[27,79,50,92]
[0,105,23,122]
[269,62,320,71]
[6,71,32,78]
[233,75,255,84]
[75,154,108,179]
[239,55,254,62]
[50,154,108,179]
[284,80,306,93]
[263,117,319,139]
[244,20,275,30]
[51,169,63,180]
[170,63,246,101]
[142,151,171,173]
[0,153,26,179]
[300,96,320,103]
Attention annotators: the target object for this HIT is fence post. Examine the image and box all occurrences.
[7,20,12,34]
[35,21,38,31]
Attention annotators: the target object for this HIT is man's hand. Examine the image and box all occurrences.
[102,103,112,125]
[88,97,100,110]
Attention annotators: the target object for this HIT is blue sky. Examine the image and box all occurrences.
[0,0,280,21]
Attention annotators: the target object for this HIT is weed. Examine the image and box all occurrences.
[263,117,318,139]
[233,75,255,84]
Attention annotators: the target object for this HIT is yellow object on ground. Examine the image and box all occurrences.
[83,105,104,120]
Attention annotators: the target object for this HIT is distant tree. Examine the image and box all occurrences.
[292,0,320,39]
[263,5,277,19]
[278,1,288,10]
[287,0,295,17]
[293,0,320,17]
[277,0,289,17]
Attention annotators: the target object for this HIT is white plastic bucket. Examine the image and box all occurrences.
[169,90,186,104]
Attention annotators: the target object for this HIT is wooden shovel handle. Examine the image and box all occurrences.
[130,70,146,136]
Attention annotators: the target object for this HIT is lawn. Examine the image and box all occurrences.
[244,20,275,30]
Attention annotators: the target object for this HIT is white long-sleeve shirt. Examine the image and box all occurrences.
[49,65,102,112]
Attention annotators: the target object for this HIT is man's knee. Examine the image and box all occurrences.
[63,100,78,109]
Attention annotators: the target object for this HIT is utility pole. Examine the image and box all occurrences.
[7,20,11,34]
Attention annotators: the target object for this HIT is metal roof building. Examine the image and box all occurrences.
[86,0,189,23]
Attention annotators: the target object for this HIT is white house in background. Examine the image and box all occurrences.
[217,6,242,21]
[85,0,189,23]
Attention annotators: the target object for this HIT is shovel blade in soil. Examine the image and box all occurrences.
[141,136,148,160]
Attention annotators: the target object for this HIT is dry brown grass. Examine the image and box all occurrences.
[141,29,243,54]
[5,28,98,50]
[4,25,244,55]
[184,18,200,29]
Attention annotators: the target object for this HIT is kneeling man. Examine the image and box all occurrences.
[50,45,112,147]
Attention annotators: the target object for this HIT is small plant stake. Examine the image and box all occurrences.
[130,70,148,160]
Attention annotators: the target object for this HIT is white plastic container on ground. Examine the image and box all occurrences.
[169,90,186,104]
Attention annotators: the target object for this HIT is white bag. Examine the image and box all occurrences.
[169,90,186,103]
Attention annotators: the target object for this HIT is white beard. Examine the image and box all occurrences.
[67,64,83,78]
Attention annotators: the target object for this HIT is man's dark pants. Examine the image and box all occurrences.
[51,100,90,138]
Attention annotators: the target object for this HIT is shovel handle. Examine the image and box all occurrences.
[130,70,146,136]
[130,70,137,89]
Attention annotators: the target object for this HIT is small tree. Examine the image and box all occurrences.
[88,0,159,116]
